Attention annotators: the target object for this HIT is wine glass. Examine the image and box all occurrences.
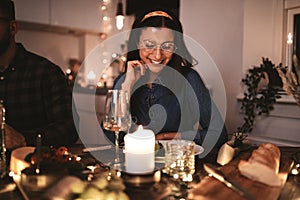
[103,89,131,166]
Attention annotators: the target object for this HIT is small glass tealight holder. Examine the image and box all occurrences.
[163,140,195,182]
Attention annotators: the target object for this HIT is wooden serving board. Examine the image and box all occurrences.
[189,148,294,200]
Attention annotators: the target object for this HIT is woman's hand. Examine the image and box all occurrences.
[155,132,182,140]
[122,60,147,92]
[5,124,26,149]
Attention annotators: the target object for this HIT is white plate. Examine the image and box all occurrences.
[157,140,204,155]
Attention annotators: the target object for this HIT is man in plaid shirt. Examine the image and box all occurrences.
[0,0,78,149]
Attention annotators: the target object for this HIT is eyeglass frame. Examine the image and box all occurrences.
[138,39,178,54]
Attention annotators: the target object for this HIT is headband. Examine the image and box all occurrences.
[141,11,173,22]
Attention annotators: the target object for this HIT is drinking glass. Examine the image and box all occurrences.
[164,140,195,182]
[103,90,131,165]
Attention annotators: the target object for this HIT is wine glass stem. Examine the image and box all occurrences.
[115,131,119,148]
[115,131,120,164]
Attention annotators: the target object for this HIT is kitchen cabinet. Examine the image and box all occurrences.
[50,0,102,32]
[14,0,103,33]
[13,0,50,24]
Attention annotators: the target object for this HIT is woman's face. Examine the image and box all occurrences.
[139,27,175,75]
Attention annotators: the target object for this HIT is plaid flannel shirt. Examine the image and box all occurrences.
[0,43,78,146]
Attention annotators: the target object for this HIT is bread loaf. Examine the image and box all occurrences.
[238,143,281,187]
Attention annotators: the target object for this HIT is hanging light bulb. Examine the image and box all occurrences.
[116,0,124,30]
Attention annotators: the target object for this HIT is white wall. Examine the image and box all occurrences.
[181,0,300,145]
[243,0,283,71]
[180,0,244,134]
[16,30,80,71]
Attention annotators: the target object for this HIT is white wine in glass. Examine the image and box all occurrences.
[103,90,131,165]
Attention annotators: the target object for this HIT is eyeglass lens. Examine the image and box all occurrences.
[141,40,177,53]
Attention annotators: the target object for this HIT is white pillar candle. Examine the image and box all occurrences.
[287,33,293,73]
[124,125,155,174]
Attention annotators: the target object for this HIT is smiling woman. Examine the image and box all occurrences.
[102,9,228,151]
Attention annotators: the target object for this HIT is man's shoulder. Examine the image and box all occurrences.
[16,43,62,72]
[21,46,55,66]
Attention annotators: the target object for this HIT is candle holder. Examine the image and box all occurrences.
[163,140,195,182]
[121,170,161,187]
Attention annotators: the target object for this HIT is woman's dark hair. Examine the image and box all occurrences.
[126,9,194,73]
[0,0,15,21]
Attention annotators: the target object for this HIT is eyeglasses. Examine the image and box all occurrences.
[139,39,177,53]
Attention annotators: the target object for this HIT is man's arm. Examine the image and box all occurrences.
[24,65,79,147]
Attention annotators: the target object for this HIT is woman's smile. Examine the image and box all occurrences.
[139,27,174,75]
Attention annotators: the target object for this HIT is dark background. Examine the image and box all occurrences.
[126,0,180,18]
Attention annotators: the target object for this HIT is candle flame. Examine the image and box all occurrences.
[287,33,293,44]
[137,125,143,131]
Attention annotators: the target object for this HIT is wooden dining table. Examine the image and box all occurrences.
[0,144,299,200]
